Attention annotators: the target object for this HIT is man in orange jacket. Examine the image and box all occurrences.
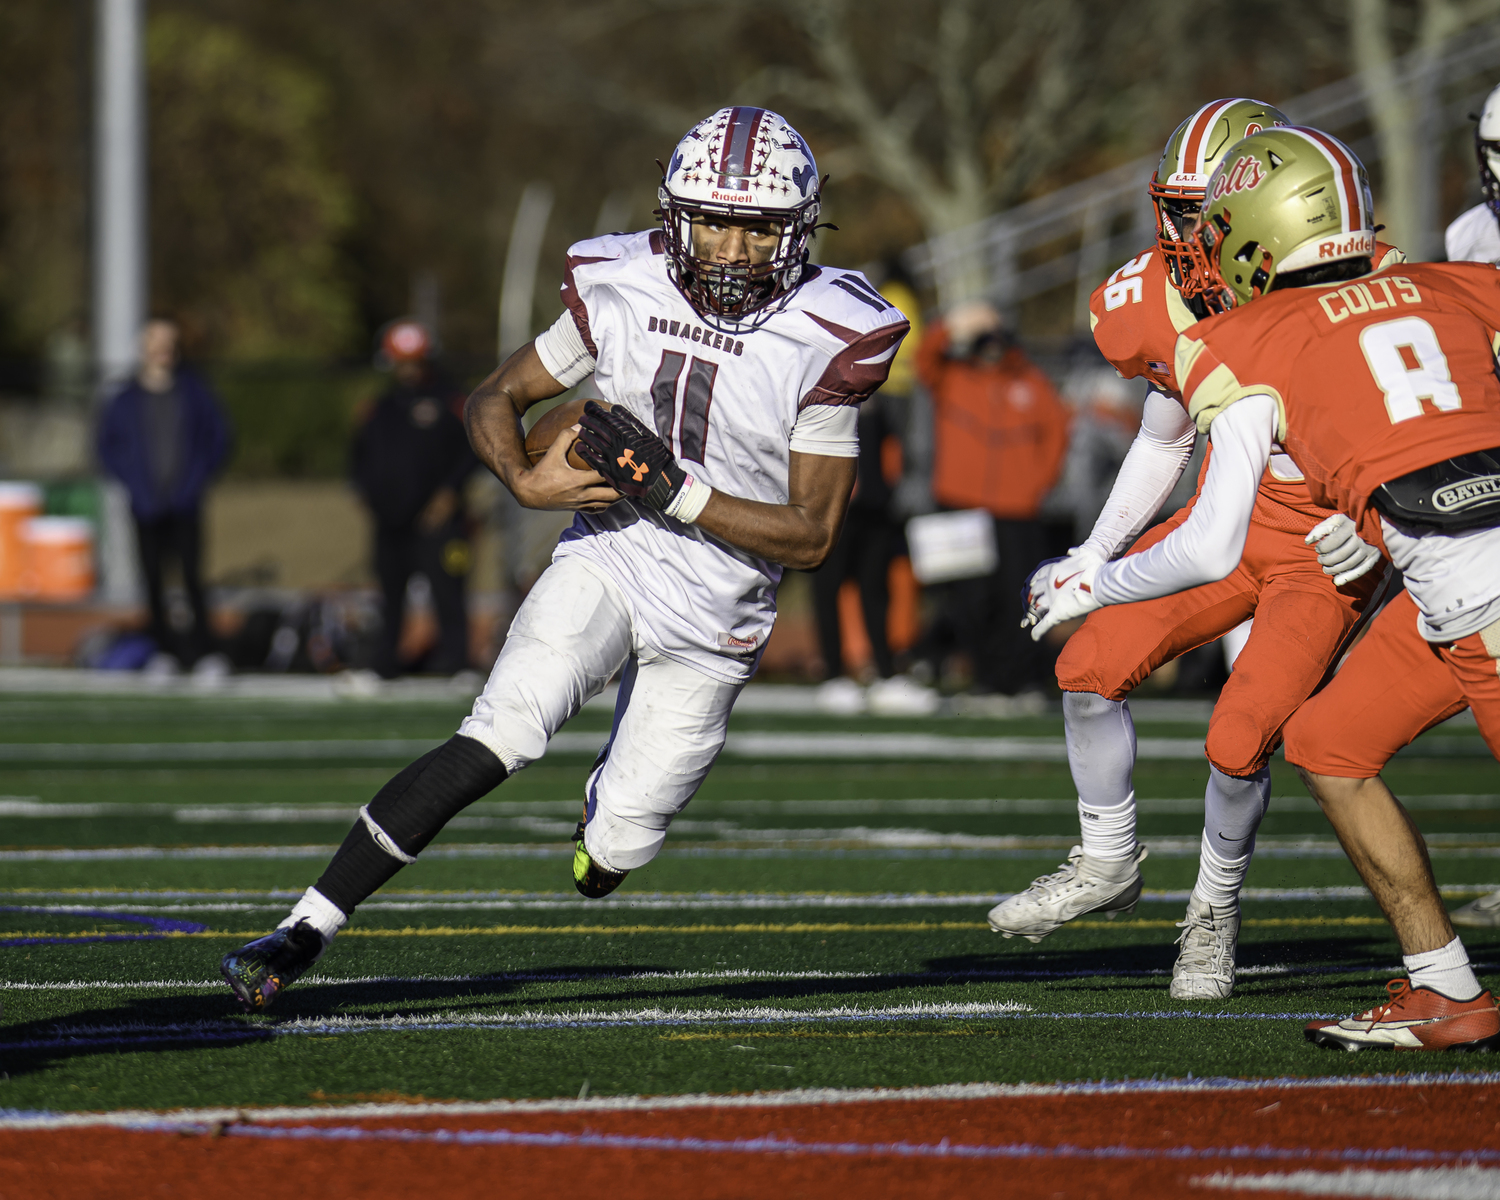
[916,302,1070,695]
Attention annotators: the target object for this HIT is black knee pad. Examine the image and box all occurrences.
[366,734,509,856]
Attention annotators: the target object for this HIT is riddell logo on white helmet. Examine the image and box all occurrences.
[1210,155,1266,200]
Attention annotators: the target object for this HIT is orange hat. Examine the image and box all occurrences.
[381,320,432,363]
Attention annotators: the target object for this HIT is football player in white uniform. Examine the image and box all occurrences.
[1444,82,1500,266]
[219,106,909,1012]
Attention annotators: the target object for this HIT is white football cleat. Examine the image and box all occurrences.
[1170,897,1239,999]
[866,674,940,716]
[815,676,866,715]
[1450,889,1500,928]
[987,844,1148,942]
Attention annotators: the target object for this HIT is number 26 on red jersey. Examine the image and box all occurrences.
[1102,253,1152,311]
[1359,316,1463,425]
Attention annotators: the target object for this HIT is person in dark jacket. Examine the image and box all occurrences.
[352,319,478,678]
[97,318,232,670]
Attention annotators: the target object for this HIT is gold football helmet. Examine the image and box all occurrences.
[1150,98,1290,291]
[1186,126,1375,312]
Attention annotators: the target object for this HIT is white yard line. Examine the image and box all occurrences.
[15,956,1488,991]
[0,733,1207,762]
[0,1003,1359,1053]
[0,729,1485,762]
[7,885,1498,904]
[1194,1166,1500,1197]
[8,835,1500,862]
[13,884,1489,913]
[2,795,1494,820]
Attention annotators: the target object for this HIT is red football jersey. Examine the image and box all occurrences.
[1089,246,1347,533]
[1177,261,1500,539]
[1089,248,1190,396]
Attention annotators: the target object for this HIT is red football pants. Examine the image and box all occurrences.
[1056,509,1379,777]
[1283,588,1500,776]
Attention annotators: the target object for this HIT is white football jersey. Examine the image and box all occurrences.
[546,230,909,682]
[1445,202,1500,265]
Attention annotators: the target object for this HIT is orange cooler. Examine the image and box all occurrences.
[21,517,94,601]
[0,483,43,598]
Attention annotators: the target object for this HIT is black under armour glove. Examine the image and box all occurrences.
[574,401,689,511]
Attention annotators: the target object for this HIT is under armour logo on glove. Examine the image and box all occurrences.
[616,448,651,483]
[576,401,690,512]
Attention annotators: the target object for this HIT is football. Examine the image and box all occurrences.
[524,398,611,470]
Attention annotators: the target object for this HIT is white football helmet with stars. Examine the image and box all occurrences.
[658,106,822,320]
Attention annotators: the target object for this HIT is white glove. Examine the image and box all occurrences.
[1305,514,1381,586]
[1021,546,1103,630]
[1030,559,1103,642]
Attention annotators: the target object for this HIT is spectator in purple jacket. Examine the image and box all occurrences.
[98,318,232,671]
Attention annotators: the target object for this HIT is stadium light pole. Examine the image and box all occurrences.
[93,0,147,606]
[93,0,146,385]
[498,182,553,361]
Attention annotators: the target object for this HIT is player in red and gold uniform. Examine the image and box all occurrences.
[1038,126,1500,1051]
[988,100,1391,1003]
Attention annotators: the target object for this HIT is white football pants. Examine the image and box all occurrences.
[458,556,743,872]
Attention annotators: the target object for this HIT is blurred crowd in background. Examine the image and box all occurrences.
[1,2,1493,699]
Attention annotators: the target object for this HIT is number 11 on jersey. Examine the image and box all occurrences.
[651,350,718,464]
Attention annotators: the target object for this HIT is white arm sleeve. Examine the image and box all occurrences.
[532,310,596,388]
[789,403,860,457]
[1091,394,1275,605]
[1079,387,1198,562]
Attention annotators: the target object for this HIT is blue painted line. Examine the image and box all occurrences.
[73,1120,1500,1166]
[0,906,209,949]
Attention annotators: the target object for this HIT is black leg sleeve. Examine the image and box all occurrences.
[314,734,508,914]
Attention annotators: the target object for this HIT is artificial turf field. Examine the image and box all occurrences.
[1,681,1498,1198]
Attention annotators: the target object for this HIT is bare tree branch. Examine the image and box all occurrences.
[586,78,702,140]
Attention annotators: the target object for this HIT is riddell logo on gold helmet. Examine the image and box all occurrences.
[1318,233,1375,259]
[1211,156,1266,200]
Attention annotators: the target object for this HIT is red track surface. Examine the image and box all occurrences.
[7,1078,1500,1199]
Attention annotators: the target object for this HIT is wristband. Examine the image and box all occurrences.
[664,474,713,523]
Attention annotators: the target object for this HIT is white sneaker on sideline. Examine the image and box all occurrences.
[815,676,866,715]
[191,652,231,683]
[950,689,1049,718]
[335,669,383,698]
[987,844,1148,942]
[142,652,180,680]
[1170,896,1239,999]
[866,674,939,716]
[1451,889,1500,928]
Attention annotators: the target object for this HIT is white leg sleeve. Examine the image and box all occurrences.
[583,643,743,872]
[1064,690,1139,863]
[458,558,632,771]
